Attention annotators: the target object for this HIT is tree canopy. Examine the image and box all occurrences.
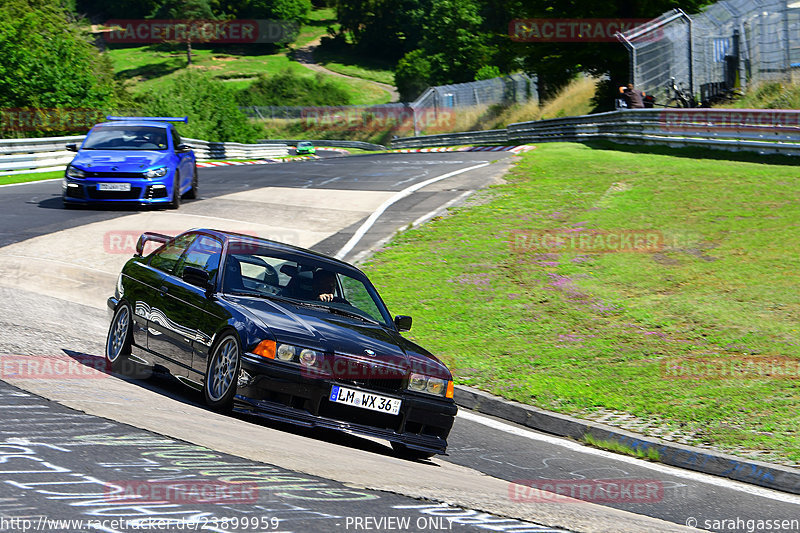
[0,0,116,110]
[332,0,712,101]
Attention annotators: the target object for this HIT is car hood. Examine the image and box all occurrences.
[226,296,450,379]
[71,150,170,171]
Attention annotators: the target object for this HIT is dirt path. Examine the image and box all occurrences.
[293,37,399,102]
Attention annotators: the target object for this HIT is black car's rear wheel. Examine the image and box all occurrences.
[204,332,241,411]
[391,442,435,460]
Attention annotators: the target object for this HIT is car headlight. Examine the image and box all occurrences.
[407,373,452,398]
[145,167,168,178]
[66,165,85,179]
[273,343,321,366]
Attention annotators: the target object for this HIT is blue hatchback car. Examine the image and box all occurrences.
[62,116,197,209]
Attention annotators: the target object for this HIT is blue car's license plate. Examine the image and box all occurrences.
[330,385,401,415]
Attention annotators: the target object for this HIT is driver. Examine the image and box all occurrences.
[313,269,346,303]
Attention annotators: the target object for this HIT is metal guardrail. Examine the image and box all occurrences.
[0,136,289,176]
[392,109,800,156]
[183,138,288,160]
[388,130,508,149]
[258,139,386,151]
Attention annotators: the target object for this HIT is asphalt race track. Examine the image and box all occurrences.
[0,151,798,533]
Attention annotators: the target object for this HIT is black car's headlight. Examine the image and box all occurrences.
[408,373,454,398]
[66,165,85,179]
[253,340,320,367]
[145,167,168,178]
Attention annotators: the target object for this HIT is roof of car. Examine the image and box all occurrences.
[192,228,361,274]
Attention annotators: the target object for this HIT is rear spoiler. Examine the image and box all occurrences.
[136,232,171,256]
[106,116,189,123]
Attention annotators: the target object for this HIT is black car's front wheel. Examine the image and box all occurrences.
[204,332,241,411]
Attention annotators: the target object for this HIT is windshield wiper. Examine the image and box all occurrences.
[320,305,380,325]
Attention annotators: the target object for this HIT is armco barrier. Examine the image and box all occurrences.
[258,139,386,151]
[0,136,289,176]
[392,108,800,156]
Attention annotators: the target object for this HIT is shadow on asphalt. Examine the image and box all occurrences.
[61,348,438,465]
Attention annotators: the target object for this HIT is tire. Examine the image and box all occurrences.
[391,441,435,461]
[204,332,241,411]
[168,173,181,209]
[185,164,198,200]
[105,303,150,377]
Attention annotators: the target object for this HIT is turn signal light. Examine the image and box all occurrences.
[254,339,276,359]
[446,380,454,399]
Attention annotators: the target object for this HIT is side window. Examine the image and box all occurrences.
[341,276,384,323]
[171,128,181,150]
[149,233,196,274]
[175,235,223,280]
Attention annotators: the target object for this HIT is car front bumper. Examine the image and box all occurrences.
[236,353,457,455]
[62,177,174,205]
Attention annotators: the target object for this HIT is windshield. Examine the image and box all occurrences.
[221,245,392,327]
[83,125,168,151]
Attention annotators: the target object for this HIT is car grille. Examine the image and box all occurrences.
[84,171,146,179]
[87,187,143,200]
[332,357,405,392]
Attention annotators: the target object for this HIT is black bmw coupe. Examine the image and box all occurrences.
[106,229,456,458]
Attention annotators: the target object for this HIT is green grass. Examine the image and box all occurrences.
[0,170,63,185]
[584,434,661,461]
[716,81,800,109]
[361,142,800,463]
[104,8,389,105]
[314,46,396,86]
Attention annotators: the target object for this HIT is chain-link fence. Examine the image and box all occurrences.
[410,73,535,110]
[618,1,800,106]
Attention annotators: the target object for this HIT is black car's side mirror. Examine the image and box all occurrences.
[394,315,412,332]
[176,143,192,153]
[66,143,78,152]
[183,266,212,291]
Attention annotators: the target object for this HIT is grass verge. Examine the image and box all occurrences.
[583,434,661,462]
[0,170,64,186]
[361,142,800,463]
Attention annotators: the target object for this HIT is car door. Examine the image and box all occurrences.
[145,232,199,376]
[169,234,226,381]
[170,127,193,192]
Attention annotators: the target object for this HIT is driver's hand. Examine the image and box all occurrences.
[319,293,334,302]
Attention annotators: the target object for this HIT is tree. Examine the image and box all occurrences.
[0,0,116,110]
[150,0,215,65]
[142,71,261,142]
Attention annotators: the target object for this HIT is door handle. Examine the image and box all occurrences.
[159,285,169,293]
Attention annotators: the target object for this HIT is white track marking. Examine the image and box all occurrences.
[458,410,800,504]
[334,162,490,259]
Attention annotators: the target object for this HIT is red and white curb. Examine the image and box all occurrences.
[197,155,318,168]
[390,145,535,153]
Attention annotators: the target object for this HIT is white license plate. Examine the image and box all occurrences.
[97,182,131,191]
[329,385,401,415]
